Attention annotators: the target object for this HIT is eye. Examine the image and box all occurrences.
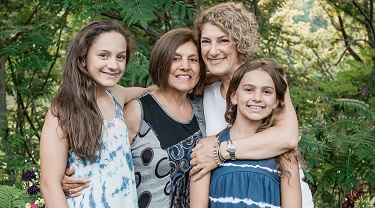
[173,56,181,61]
[99,53,108,58]
[244,87,254,92]
[189,58,198,62]
[117,55,126,61]
[263,89,273,94]
[201,39,210,45]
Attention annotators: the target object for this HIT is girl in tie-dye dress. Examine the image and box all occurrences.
[190,59,305,208]
[40,20,146,207]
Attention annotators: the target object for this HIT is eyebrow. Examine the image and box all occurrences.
[201,35,229,39]
[175,53,198,57]
[242,84,275,89]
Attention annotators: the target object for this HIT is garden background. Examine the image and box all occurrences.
[0,0,374,207]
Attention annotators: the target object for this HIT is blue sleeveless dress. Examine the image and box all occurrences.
[66,89,138,208]
[209,128,281,208]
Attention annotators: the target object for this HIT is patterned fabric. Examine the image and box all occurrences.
[209,128,281,208]
[131,92,206,208]
[66,89,138,208]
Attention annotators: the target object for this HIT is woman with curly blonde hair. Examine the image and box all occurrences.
[190,2,314,207]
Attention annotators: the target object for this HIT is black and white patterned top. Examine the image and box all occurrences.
[130,92,206,208]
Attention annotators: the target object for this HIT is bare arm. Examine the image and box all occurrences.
[40,109,70,207]
[190,88,299,180]
[123,99,142,144]
[281,154,302,208]
[110,84,156,105]
[190,171,210,208]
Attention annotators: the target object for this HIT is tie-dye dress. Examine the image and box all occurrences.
[209,128,281,208]
[66,89,138,208]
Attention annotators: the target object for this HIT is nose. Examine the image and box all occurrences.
[209,42,220,56]
[252,90,262,102]
[107,57,119,70]
[180,58,191,71]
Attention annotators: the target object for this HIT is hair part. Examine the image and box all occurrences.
[194,2,260,62]
[149,28,205,94]
[51,20,133,161]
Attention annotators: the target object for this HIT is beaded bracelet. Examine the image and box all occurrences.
[217,141,226,162]
[213,144,223,167]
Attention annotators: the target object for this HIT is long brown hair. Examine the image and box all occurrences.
[51,20,133,161]
[225,58,304,178]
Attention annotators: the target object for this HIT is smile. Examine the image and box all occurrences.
[208,58,225,64]
[101,71,119,77]
[248,105,264,109]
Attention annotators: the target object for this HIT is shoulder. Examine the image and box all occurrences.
[109,85,127,107]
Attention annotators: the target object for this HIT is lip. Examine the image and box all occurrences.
[101,71,120,77]
[247,105,265,112]
[176,74,192,81]
[207,58,226,65]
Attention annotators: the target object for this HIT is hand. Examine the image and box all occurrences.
[61,166,90,198]
[189,136,218,181]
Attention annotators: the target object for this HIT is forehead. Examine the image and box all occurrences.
[240,69,275,87]
[175,41,198,54]
[201,22,228,37]
[90,31,127,50]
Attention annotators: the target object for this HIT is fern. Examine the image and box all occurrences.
[0,185,25,208]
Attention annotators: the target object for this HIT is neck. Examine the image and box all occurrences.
[230,117,262,139]
[152,88,189,107]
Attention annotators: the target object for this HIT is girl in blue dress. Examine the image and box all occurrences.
[190,58,304,208]
[40,20,147,207]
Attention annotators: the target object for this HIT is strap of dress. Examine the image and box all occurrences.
[105,88,122,116]
[189,94,207,137]
[218,127,231,142]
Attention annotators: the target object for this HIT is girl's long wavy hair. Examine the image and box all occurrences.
[51,20,133,161]
[225,58,304,179]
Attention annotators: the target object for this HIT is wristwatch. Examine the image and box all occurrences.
[226,139,236,160]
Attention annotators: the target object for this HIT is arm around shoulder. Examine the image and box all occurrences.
[40,109,70,207]
[226,88,299,160]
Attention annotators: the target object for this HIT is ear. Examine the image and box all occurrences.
[81,59,86,67]
[272,99,279,109]
[231,92,238,105]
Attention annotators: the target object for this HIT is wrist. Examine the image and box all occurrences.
[220,142,230,161]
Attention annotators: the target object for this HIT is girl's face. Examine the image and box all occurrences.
[231,69,279,123]
[84,31,127,90]
[200,22,242,78]
[167,41,200,93]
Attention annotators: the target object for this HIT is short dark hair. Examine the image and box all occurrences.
[149,28,205,94]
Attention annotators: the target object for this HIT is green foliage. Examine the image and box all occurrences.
[0,185,25,208]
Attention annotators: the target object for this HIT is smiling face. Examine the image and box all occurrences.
[231,69,279,125]
[167,41,200,92]
[84,31,127,91]
[200,23,243,78]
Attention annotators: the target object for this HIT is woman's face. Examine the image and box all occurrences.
[200,23,243,78]
[167,41,200,92]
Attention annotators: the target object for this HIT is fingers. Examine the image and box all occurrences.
[64,166,75,176]
[191,168,210,182]
[61,174,90,189]
[63,185,89,198]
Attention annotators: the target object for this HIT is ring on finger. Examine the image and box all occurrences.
[194,165,199,171]
[68,189,73,195]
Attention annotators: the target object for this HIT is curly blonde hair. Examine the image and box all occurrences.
[194,2,260,62]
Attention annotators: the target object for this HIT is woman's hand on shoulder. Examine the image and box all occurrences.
[189,135,219,181]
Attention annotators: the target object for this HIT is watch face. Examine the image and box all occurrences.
[228,144,235,152]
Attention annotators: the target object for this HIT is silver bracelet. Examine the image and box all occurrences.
[217,141,226,162]
[213,144,223,167]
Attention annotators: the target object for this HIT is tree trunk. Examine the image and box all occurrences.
[0,55,7,140]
